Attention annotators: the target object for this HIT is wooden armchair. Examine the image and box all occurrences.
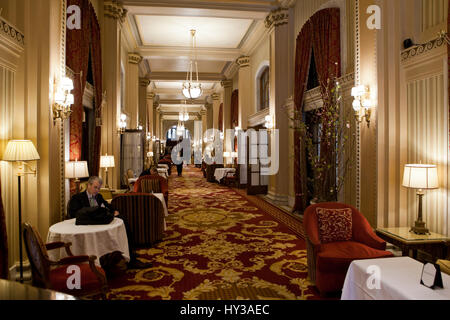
[222,168,240,188]
[22,223,108,298]
[133,174,169,205]
[111,193,165,246]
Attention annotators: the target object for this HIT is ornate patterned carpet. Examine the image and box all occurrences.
[105,166,321,300]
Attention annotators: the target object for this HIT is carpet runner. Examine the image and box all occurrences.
[105,166,320,300]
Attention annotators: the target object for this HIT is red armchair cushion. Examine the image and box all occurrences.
[316,207,352,243]
[50,263,106,295]
[317,241,393,273]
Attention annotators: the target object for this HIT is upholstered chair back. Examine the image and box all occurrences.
[111,193,165,246]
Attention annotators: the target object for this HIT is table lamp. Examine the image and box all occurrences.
[65,160,89,194]
[402,164,438,235]
[100,154,115,189]
[2,140,40,283]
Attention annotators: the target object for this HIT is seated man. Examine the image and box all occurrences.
[68,176,152,270]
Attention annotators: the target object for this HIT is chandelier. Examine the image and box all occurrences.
[182,29,202,100]
[179,100,189,122]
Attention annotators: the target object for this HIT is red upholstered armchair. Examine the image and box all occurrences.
[133,175,168,204]
[23,223,108,298]
[303,202,393,294]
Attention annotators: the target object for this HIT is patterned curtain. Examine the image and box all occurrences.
[0,174,8,279]
[67,0,91,163]
[90,3,102,177]
[231,90,239,129]
[218,103,223,132]
[293,22,313,213]
[293,8,340,212]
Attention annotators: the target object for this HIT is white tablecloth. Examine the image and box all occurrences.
[341,257,450,300]
[46,218,130,266]
[157,168,169,179]
[214,168,236,182]
[158,164,169,170]
[153,193,168,230]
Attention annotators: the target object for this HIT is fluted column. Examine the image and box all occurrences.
[102,1,127,189]
[266,7,290,206]
[237,56,251,130]
[139,78,150,131]
[147,92,155,136]
[211,93,221,132]
[126,53,142,129]
[155,107,161,140]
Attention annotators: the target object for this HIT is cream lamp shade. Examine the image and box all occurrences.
[2,140,40,161]
[402,164,439,190]
[100,155,115,168]
[65,161,89,179]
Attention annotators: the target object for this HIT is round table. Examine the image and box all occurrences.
[214,168,236,183]
[47,218,130,266]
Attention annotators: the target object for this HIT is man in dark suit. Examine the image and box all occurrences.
[68,176,151,269]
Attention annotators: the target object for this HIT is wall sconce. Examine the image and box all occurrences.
[53,76,74,124]
[118,114,127,134]
[264,115,274,133]
[146,132,151,140]
[351,85,373,127]
[138,125,143,131]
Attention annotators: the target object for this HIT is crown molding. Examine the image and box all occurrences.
[104,1,128,22]
[401,37,446,64]
[264,7,288,29]
[149,71,224,82]
[138,46,242,62]
[236,55,250,68]
[0,16,24,70]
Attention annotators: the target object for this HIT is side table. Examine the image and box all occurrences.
[375,227,450,263]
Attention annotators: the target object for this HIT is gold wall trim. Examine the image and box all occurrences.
[401,37,446,62]
[0,16,24,47]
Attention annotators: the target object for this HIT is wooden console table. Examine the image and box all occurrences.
[375,227,450,263]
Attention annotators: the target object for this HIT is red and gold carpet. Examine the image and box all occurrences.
[105,166,320,300]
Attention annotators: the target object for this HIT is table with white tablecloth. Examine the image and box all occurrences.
[153,193,169,230]
[47,218,130,266]
[214,168,236,183]
[341,257,450,300]
[157,168,169,179]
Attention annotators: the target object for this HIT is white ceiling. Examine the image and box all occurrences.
[136,15,253,48]
[148,58,226,73]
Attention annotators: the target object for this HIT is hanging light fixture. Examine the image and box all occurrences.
[179,100,189,122]
[182,29,202,100]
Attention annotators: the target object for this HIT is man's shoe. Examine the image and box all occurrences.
[128,260,152,269]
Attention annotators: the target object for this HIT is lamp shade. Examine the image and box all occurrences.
[2,140,40,161]
[65,161,89,179]
[100,155,115,168]
[402,164,438,189]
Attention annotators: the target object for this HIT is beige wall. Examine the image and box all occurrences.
[0,0,64,276]
[250,37,270,115]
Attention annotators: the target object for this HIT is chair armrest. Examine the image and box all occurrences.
[46,242,74,256]
[57,255,93,265]
[353,228,386,250]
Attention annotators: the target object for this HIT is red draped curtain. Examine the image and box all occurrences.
[293,8,340,213]
[0,175,8,279]
[218,103,223,132]
[67,0,102,178]
[90,5,103,177]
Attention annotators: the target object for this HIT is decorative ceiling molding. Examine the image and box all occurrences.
[122,0,276,12]
[128,52,143,64]
[0,16,24,48]
[248,107,269,128]
[236,55,250,68]
[138,46,242,62]
[223,61,239,79]
[149,71,224,81]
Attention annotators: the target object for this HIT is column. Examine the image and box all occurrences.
[201,108,207,137]
[236,56,251,130]
[155,106,161,140]
[221,80,233,149]
[102,1,127,189]
[266,7,290,206]
[211,93,221,131]
[139,78,150,130]
[147,92,155,137]
[126,53,142,129]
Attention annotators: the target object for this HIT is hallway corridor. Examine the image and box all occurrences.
[105,166,319,300]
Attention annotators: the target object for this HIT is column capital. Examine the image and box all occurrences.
[128,53,142,64]
[104,1,128,23]
[211,93,221,101]
[147,92,156,99]
[221,80,233,88]
[200,109,207,116]
[264,7,289,29]
[236,56,250,68]
[140,78,150,87]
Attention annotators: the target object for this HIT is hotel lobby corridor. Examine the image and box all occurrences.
[105,166,319,300]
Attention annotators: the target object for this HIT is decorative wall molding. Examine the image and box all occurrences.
[264,7,289,29]
[104,1,128,23]
[139,77,150,87]
[221,79,233,88]
[0,16,24,47]
[248,107,269,128]
[401,37,445,63]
